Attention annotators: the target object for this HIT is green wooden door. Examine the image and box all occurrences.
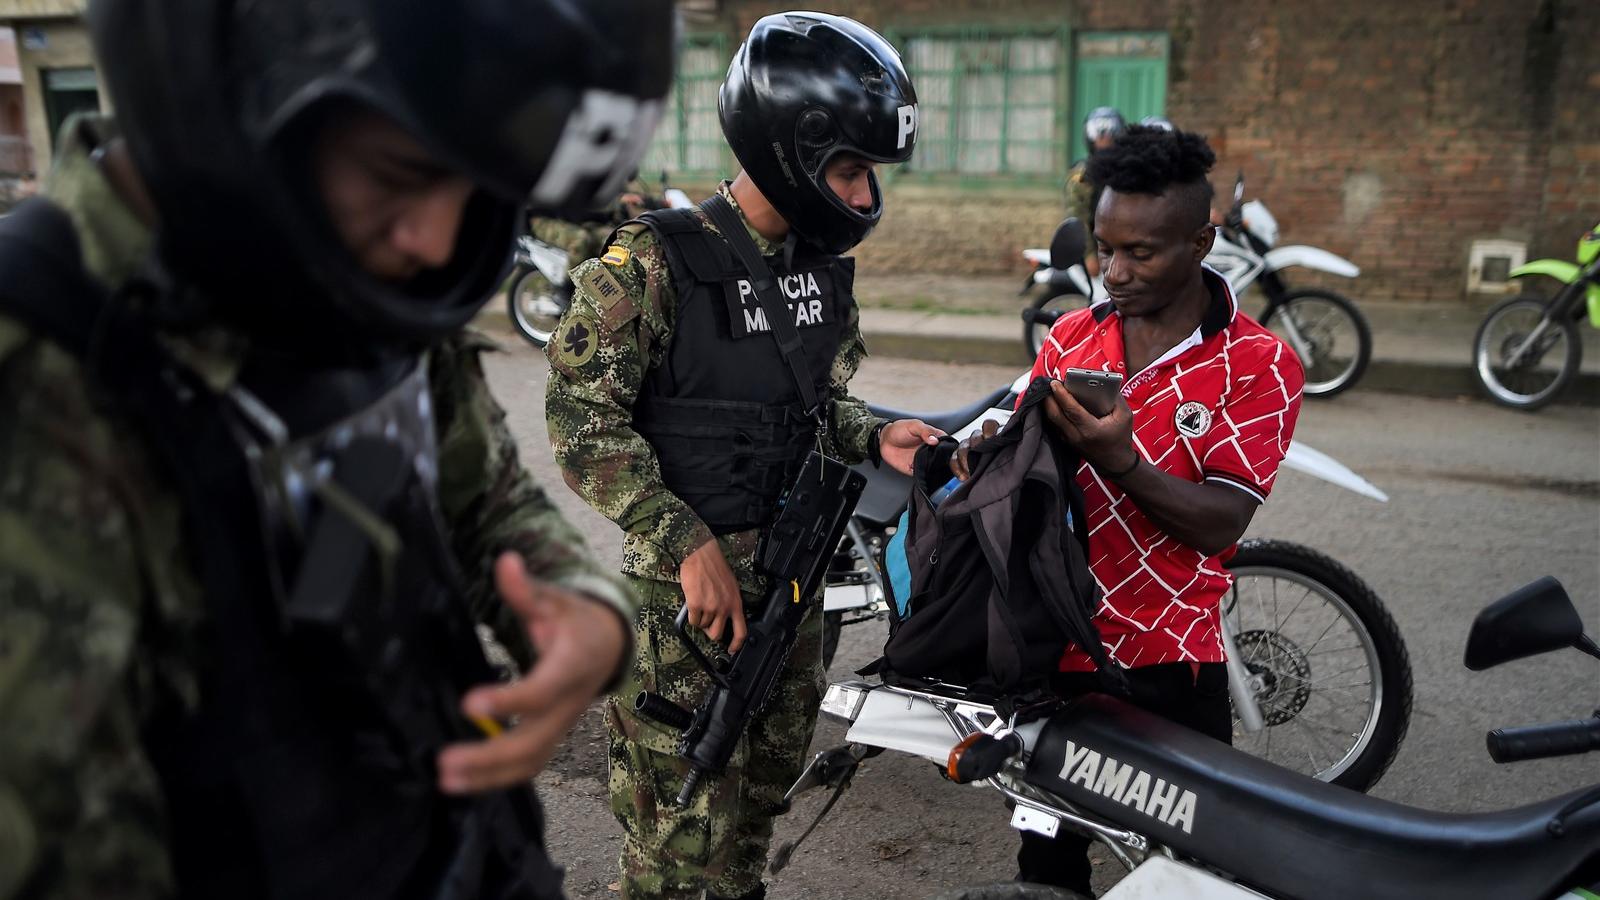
[1071,33,1168,164]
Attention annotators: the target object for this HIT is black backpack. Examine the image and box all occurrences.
[877,376,1127,695]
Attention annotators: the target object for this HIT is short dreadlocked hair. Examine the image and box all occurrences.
[1086,125,1216,230]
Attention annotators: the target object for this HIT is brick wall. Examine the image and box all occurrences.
[711,0,1599,304]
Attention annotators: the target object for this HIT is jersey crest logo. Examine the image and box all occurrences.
[1174,401,1212,439]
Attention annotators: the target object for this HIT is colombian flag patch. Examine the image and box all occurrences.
[601,245,631,267]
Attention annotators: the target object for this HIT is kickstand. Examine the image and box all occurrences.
[769,769,856,874]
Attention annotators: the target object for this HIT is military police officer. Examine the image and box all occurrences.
[545,13,937,900]
[1064,106,1128,277]
[0,1,672,897]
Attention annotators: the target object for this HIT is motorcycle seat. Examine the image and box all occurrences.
[1024,693,1599,900]
[850,460,912,528]
[866,385,1012,437]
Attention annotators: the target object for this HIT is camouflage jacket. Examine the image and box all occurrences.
[1064,159,1100,261]
[0,116,634,899]
[545,182,882,594]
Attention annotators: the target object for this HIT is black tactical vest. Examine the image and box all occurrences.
[633,206,854,534]
[0,199,559,900]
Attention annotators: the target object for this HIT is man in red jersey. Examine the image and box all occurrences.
[959,125,1305,894]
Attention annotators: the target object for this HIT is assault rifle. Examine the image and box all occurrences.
[634,450,865,804]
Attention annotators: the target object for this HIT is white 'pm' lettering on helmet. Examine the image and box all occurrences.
[896,104,918,150]
[532,90,664,207]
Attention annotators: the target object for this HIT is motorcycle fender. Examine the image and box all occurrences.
[1281,441,1389,503]
[1263,245,1360,279]
[845,688,965,764]
[1508,259,1581,285]
[823,583,873,612]
[528,242,572,283]
[1101,856,1257,900]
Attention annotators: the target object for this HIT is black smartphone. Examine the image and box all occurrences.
[1063,367,1125,417]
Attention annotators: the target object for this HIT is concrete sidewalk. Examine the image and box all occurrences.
[482,273,1599,406]
[854,286,1600,406]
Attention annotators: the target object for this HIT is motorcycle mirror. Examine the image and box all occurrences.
[1049,217,1088,271]
[1464,576,1593,671]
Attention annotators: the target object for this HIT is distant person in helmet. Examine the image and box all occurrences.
[1065,106,1127,276]
[0,0,671,896]
[546,11,938,899]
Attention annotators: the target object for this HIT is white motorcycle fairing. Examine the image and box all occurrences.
[1101,856,1272,900]
[1262,245,1360,279]
[517,235,572,286]
[1281,443,1388,502]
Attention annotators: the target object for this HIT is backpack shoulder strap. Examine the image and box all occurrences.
[0,196,111,359]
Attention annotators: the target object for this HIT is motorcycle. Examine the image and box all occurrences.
[1020,173,1372,398]
[1472,221,1600,411]
[781,576,1600,900]
[823,372,1407,790]
[825,218,1408,790]
[505,173,693,346]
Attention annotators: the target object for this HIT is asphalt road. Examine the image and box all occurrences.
[479,335,1600,899]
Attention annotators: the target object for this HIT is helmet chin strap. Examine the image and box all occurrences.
[783,231,800,269]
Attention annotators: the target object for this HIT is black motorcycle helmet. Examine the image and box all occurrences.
[88,0,675,348]
[1084,107,1128,147]
[719,12,918,255]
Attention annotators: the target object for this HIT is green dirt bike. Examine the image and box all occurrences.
[1472,222,1600,410]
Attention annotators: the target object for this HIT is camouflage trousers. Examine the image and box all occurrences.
[607,574,824,900]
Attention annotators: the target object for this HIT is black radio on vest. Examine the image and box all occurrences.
[631,196,855,534]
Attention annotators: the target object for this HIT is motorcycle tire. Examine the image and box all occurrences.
[1471,295,1582,411]
[1261,289,1372,398]
[506,266,569,347]
[1223,539,1412,792]
[928,884,1090,900]
[1022,288,1091,360]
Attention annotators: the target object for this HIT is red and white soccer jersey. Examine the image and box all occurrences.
[1031,269,1305,670]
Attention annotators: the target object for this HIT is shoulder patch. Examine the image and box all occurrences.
[580,264,629,312]
[551,314,600,369]
[601,245,631,267]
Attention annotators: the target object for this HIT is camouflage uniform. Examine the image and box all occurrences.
[529,177,651,268]
[0,116,635,900]
[545,183,880,899]
[1063,160,1100,264]
[530,215,610,268]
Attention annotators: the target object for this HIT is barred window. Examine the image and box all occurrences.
[892,29,1067,178]
[641,35,729,177]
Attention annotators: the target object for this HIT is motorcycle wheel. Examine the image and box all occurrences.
[1261,289,1372,397]
[1471,295,1581,411]
[1223,539,1412,792]
[1023,289,1091,360]
[506,266,569,347]
[928,884,1090,900]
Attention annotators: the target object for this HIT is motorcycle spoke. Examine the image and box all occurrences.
[1303,642,1365,657]
[1297,616,1347,656]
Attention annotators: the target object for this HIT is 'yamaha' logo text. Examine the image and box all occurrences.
[1058,740,1198,834]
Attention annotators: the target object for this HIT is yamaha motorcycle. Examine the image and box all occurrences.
[823,373,1408,792]
[824,217,1409,792]
[783,576,1600,900]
